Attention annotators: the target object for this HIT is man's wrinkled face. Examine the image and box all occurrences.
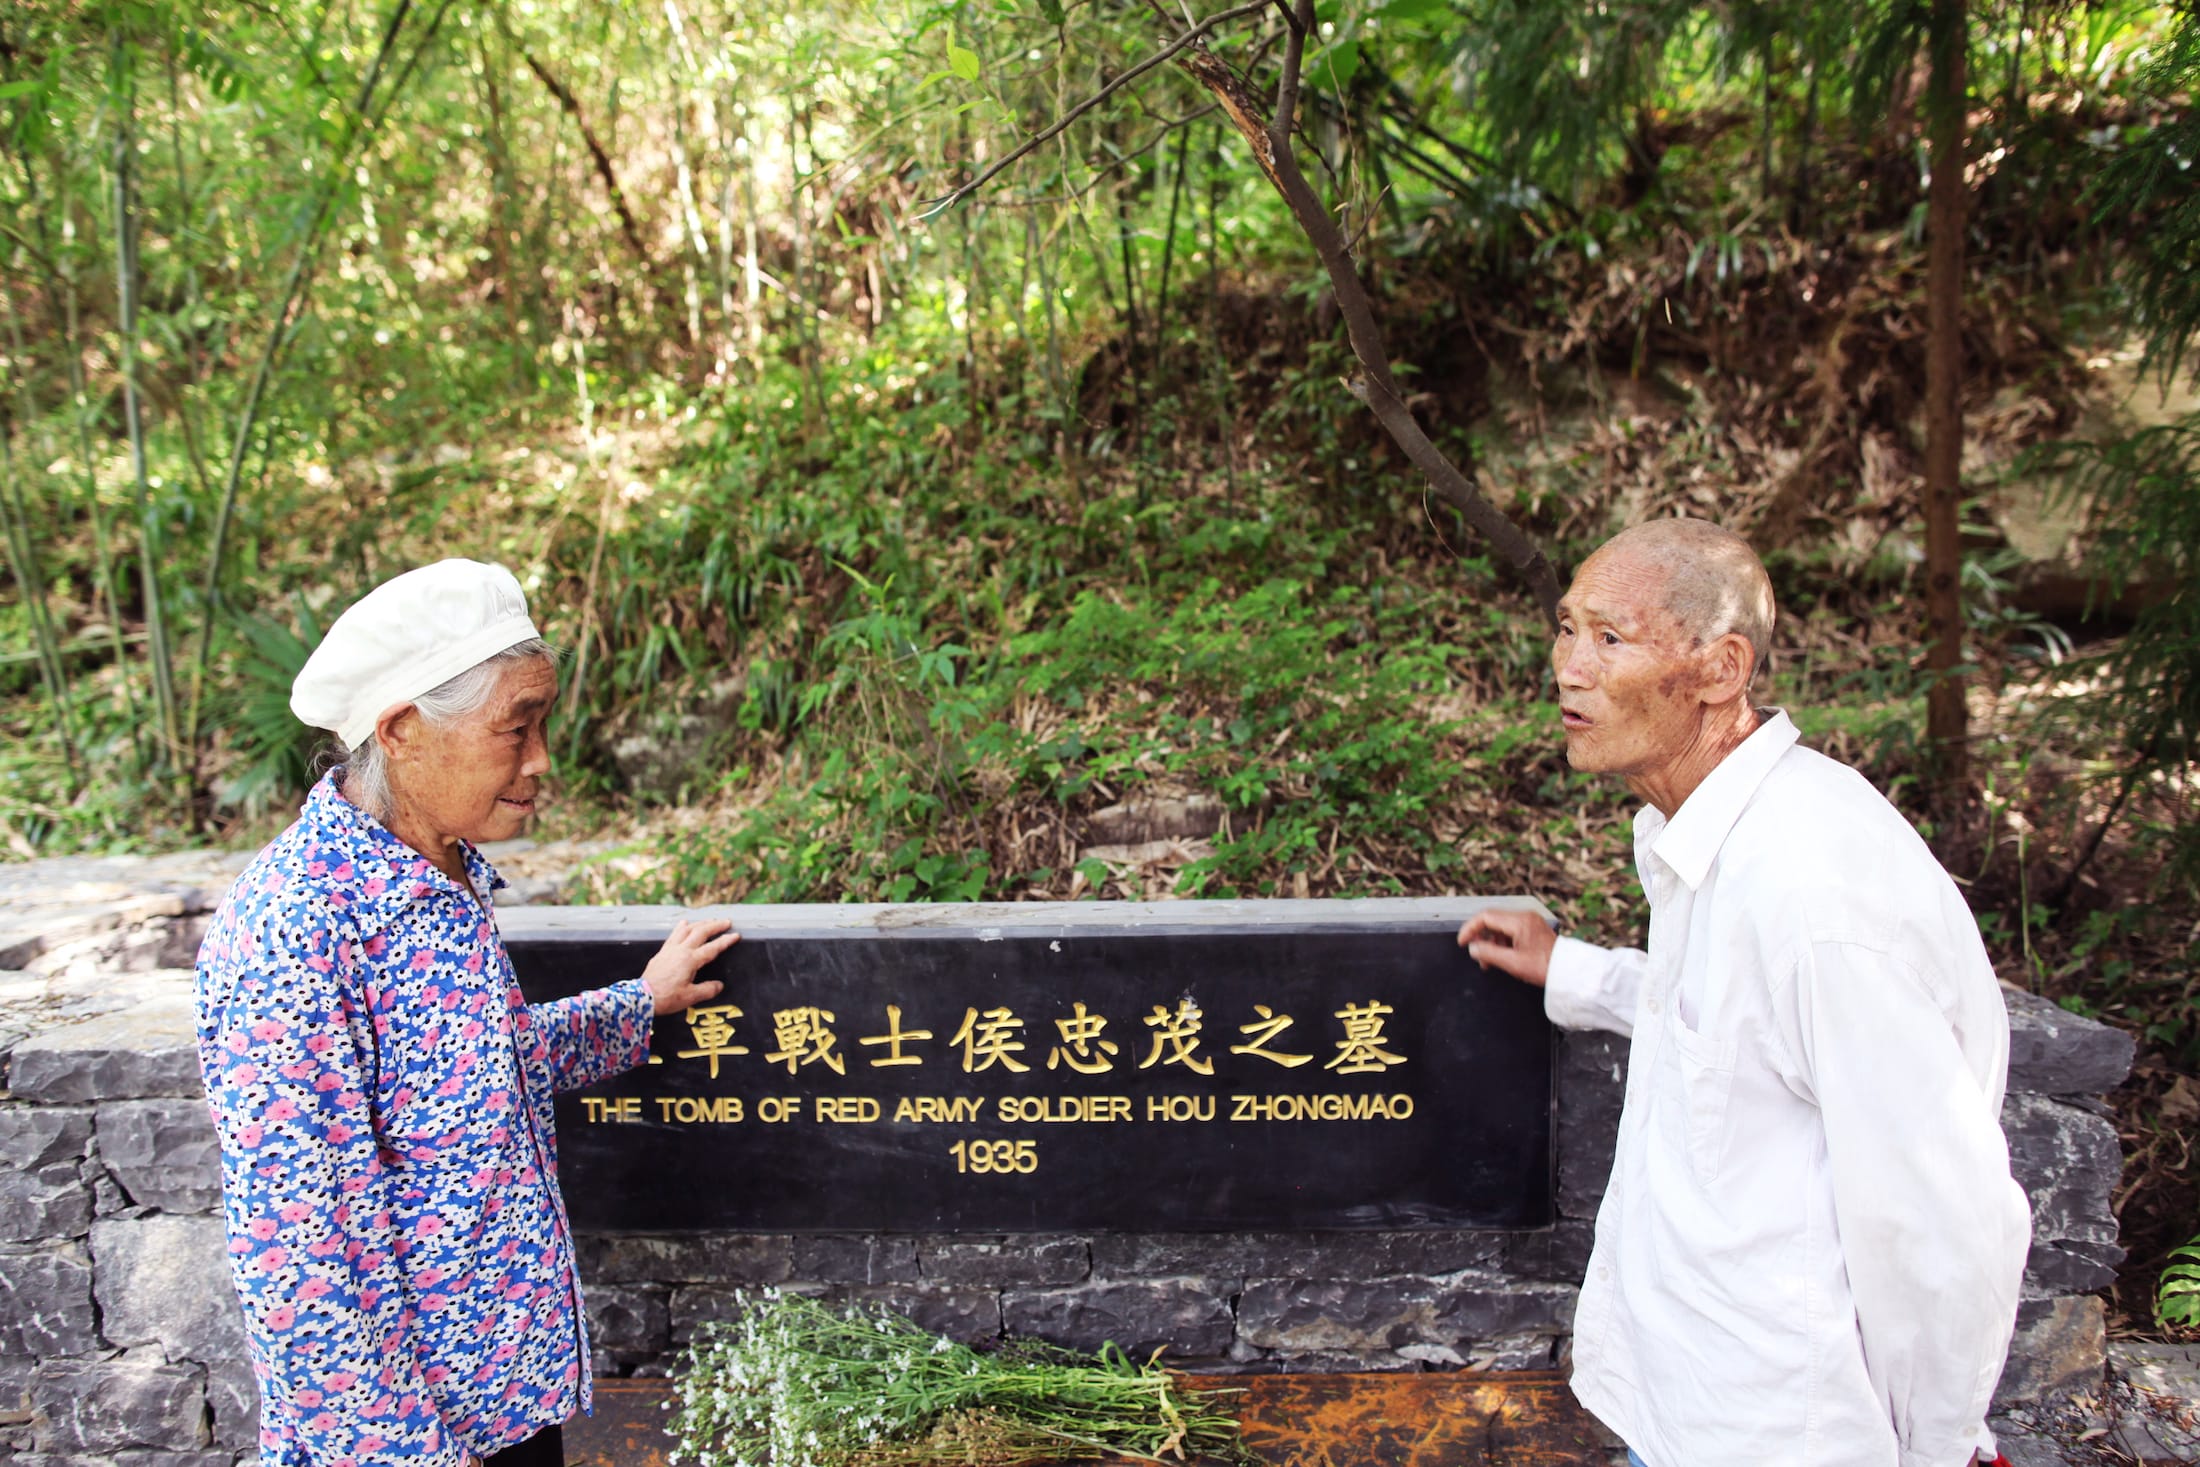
[1550,549,1708,780]
[395,657,558,846]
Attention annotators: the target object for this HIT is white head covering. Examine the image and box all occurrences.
[292,559,543,752]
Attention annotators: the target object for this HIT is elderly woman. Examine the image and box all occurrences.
[194,559,735,1467]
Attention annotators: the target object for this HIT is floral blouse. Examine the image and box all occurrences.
[194,772,655,1467]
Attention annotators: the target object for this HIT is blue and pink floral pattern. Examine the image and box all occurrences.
[194,772,654,1467]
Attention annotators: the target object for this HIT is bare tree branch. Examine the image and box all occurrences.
[1270,0,1310,159]
[1189,0,1561,620]
[933,0,1564,621]
[918,0,1270,219]
[978,104,1222,208]
[518,46,654,266]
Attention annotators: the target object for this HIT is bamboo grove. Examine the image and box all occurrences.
[0,0,2189,827]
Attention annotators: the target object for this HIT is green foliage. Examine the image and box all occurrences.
[588,403,1512,904]
[211,598,328,817]
[2031,407,2200,898]
[1446,0,1702,189]
[1,0,2184,855]
[2091,2,2200,383]
[670,1292,1252,1467]
[2161,1236,2200,1328]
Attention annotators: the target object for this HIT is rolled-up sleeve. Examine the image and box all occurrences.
[198,935,468,1467]
[526,975,655,1093]
[1544,937,1646,1038]
[1783,940,2029,1467]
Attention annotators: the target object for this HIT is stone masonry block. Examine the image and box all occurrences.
[92,1216,249,1362]
[0,1242,98,1356]
[669,1285,750,1346]
[1500,1220,1598,1283]
[1225,1348,1425,1373]
[0,1108,92,1170]
[790,1236,920,1284]
[1001,1278,1235,1360]
[96,1101,222,1215]
[1090,1231,1504,1281]
[31,1358,207,1453]
[841,1286,1003,1344]
[2001,987,2135,1096]
[1,1356,32,1417]
[1994,1295,2105,1407]
[917,1235,1088,1286]
[1556,1030,1626,1219]
[0,1166,92,1243]
[1295,1333,1561,1371]
[666,1282,1004,1350]
[1456,1333,1566,1370]
[201,1359,258,1452]
[2003,1093,2123,1252]
[1236,1273,1576,1354]
[577,1233,790,1286]
[2024,1238,2124,1298]
[587,1285,671,1356]
[8,1002,202,1103]
[89,1162,130,1220]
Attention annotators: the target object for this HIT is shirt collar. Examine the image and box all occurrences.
[299,770,507,933]
[1638,709,1801,891]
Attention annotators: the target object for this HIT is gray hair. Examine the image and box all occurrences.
[1593,519,1776,679]
[339,638,558,823]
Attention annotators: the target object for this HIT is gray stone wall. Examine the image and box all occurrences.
[0,910,2136,1464]
[0,983,256,1466]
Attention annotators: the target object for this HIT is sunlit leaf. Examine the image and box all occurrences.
[1317,38,1361,87]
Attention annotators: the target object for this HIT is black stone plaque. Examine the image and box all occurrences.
[501,898,1554,1233]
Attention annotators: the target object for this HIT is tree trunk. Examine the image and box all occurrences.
[0,415,82,792]
[111,30,182,768]
[477,30,530,381]
[1923,0,1969,791]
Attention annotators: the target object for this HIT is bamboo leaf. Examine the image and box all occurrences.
[1318,39,1362,88]
[1375,0,1450,21]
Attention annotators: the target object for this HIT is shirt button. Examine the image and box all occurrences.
[1646,995,1662,1015]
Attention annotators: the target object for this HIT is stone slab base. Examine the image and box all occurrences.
[568,1370,2195,1467]
[568,1372,1626,1467]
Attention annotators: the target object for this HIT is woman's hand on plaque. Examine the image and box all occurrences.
[641,918,740,1015]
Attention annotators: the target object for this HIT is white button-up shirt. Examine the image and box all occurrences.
[1546,711,2029,1467]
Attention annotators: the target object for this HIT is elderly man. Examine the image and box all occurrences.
[1459,520,2029,1467]
[195,559,736,1467]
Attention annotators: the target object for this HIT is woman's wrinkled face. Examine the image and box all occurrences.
[386,657,558,850]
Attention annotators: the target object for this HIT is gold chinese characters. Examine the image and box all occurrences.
[658,998,1410,1079]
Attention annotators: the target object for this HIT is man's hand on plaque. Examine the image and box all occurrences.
[641,918,740,1016]
[1456,908,1555,988]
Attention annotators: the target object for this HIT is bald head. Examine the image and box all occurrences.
[1582,519,1775,678]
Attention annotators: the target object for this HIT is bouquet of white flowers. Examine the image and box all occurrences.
[669,1291,1257,1467]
